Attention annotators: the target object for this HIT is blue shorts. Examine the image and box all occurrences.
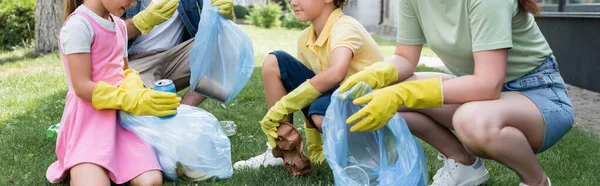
[501,55,575,153]
[270,51,337,131]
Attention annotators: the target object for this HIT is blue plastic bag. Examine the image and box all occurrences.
[189,0,254,104]
[119,105,233,181]
[323,83,428,186]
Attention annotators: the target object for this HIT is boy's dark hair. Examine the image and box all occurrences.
[334,0,350,9]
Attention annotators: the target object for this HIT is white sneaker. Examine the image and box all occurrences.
[519,177,551,186]
[233,142,284,169]
[430,154,490,186]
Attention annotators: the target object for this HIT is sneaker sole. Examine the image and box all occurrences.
[458,170,490,186]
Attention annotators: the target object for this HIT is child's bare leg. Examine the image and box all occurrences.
[309,115,324,131]
[69,163,110,186]
[262,54,292,122]
[130,170,163,186]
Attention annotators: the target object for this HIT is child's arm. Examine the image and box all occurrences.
[309,47,352,92]
[65,53,179,116]
[66,53,96,102]
[123,57,129,70]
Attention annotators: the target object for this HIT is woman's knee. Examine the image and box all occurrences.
[130,170,163,186]
[453,103,503,152]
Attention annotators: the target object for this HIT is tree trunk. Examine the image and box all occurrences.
[35,0,63,54]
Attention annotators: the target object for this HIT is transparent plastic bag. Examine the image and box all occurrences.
[323,83,428,186]
[119,105,233,181]
[189,0,254,103]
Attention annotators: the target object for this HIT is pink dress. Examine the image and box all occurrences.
[46,11,161,184]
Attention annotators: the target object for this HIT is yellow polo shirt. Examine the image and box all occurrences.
[296,8,384,79]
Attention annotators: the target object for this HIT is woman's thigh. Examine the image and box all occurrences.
[453,92,546,152]
[400,104,462,130]
[498,56,575,152]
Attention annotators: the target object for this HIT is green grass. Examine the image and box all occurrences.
[1,25,600,185]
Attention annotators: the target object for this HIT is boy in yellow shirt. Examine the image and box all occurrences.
[232,0,385,169]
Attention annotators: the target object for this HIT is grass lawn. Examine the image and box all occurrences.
[1,25,599,185]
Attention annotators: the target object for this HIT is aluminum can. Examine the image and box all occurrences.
[154,79,177,119]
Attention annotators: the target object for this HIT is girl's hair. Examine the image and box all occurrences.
[64,0,84,20]
[517,0,540,15]
[334,0,349,9]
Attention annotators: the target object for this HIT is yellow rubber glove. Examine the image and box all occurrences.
[338,62,398,93]
[92,81,181,116]
[211,0,234,20]
[347,78,443,132]
[260,80,322,147]
[132,0,179,35]
[119,69,145,90]
[304,123,325,164]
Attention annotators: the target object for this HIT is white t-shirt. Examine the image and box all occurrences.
[128,0,185,55]
[59,5,127,57]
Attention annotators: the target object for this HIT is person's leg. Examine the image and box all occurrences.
[398,109,476,165]
[180,90,207,106]
[69,163,111,186]
[129,170,163,186]
[126,39,207,106]
[397,72,477,164]
[262,50,317,122]
[305,93,335,164]
[310,115,324,130]
[263,50,330,164]
[233,50,315,169]
[391,72,489,185]
[453,92,549,186]
[262,54,292,122]
[454,55,574,186]
[127,51,163,90]
[151,39,207,106]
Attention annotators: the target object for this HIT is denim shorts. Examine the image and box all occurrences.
[501,55,575,153]
[270,50,338,131]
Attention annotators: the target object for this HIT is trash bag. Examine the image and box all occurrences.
[189,0,254,103]
[322,82,428,186]
[119,105,233,181]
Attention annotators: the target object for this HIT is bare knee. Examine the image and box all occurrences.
[453,103,503,155]
[262,54,280,76]
[69,163,110,186]
[310,114,324,130]
[130,170,163,186]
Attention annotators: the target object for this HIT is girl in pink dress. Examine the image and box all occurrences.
[46,0,180,185]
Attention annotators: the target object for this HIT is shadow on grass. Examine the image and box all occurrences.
[0,50,52,66]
